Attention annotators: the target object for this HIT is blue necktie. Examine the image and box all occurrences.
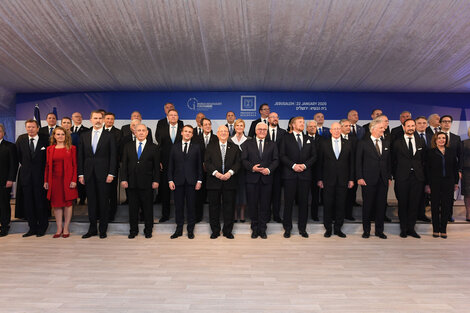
[49,127,54,136]
[334,139,340,159]
[92,130,99,154]
[318,128,322,136]
[137,142,142,159]
[170,126,176,143]
[221,144,226,174]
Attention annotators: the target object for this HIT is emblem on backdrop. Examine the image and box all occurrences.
[241,96,256,111]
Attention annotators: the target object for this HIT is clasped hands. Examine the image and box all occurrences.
[252,164,270,176]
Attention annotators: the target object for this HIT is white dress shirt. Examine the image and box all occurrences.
[212,141,235,176]
[28,134,39,150]
[404,134,416,155]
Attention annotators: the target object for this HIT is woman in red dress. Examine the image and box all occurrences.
[44,127,78,238]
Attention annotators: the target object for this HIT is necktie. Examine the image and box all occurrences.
[296,134,302,151]
[344,135,348,140]
[375,139,381,156]
[420,132,426,144]
[73,126,76,133]
[351,125,356,135]
[318,128,322,136]
[29,138,35,154]
[92,130,99,154]
[132,135,135,142]
[434,127,438,134]
[258,139,263,158]
[137,142,142,159]
[263,119,267,124]
[334,139,340,159]
[183,142,188,154]
[198,128,201,136]
[408,137,413,157]
[170,126,176,143]
[49,127,54,136]
[205,135,209,147]
[221,144,226,174]
[272,129,276,142]
[229,124,233,135]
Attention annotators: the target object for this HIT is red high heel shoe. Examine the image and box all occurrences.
[53,232,62,238]
[62,233,70,238]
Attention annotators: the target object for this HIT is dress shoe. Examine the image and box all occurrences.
[283,231,291,238]
[62,233,70,238]
[407,231,421,238]
[82,232,97,239]
[466,219,470,222]
[259,232,267,239]
[345,216,355,221]
[335,230,346,238]
[362,232,370,238]
[0,231,8,237]
[300,231,309,238]
[145,233,152,239]
[170,232,182,239]
[53,233,62,238]
[273,217,283,223]
[99,233,107,239]
[224,233,234,239]
[384,216,392,222]
[324,230,332,238]
[448,217,455,222]
[159,217,169,223]
[36,232,45,237]
[312,217,320,222]
[234,219,239,223]
[188,232,194,239]
[240,220,245,223]
[251,231,258,239]
[440,233,447,239]
[399,231,407,238]
[210,233,219,239]
[375,233,387,239]
[128,233,137,239]
[432,232,440,238]
[418,216,431,222]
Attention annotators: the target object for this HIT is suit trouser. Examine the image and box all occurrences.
[346,184,358,218]
[77,180,86,202]
[108,178,118,219]
[323,184,347,232]
[128,188,154,235]
[430,178,453,233]
[247,181,272,234]
[174,183,196,233]
[22,184,49,234]
[310,182,320,219]
[362,179,387,234]
[195,174,207,221]
[270,169,282,220]
[208,187,235,235]
[0,187,12,230]
[394,172,423,232]
[86,174,110,234]
[159,169,171,219]
[283,178,310,232]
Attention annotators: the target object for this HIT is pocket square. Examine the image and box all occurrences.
[384,147,388,150]
[418,147,423,150]
[306,140,311,144]
[41,146,46,150]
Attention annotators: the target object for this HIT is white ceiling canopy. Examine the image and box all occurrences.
[0,0,470,94]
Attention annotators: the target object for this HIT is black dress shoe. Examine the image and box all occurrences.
[145,233,152,239]
[400,231,407,238]
[188,232,194,239]
[128,233,137,239]
[375,233,387,239]
[312,217,320,222]
[273,217,283,223]
[210,233,219,239]
[300,231,309,238]
[407,231,421,239]
[170,232,182,239]
[251,232,258,239]
[259,232,267,239]
[345,216,355,221]
[240,220,245,223]
[448,217,455,222]
[418,216,431,222]
[362,232,370,238]
[324,230,332,238]
[23,231,36,238]
[0,231,8,237]
[36,232,46,237]
[99,233,107,239]
[335,230,346,238]
[384,216,392,222]
[159,217,169,223]
[82,232,97,239]
[283,231,291,238]
[224,233,234,239]
[466,219,470,222]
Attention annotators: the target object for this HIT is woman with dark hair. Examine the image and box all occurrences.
[425,132,459,238]
[462,127,470,222]
[44,126,78,238]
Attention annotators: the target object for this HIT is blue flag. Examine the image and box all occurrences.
[33,104,41,127]
[52,107,58,120]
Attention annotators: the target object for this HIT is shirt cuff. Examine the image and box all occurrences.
[212,170,218,176]
[108,174,115,177]
[79,175,84,178]
[169,181,174,184]
[266,168,270,175]
[291,164,297,170]
[228,170,234,176]
[197,180,202,184]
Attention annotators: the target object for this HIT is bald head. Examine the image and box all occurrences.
[216,125,229,143]
[330,122,341,139]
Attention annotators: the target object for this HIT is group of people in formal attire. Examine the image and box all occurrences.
[1,103,469,240]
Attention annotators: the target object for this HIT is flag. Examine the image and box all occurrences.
[33,104,41,127]
[52,107,58,120]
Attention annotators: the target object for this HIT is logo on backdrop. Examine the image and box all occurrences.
[186,97,223,111]
[241,95,256,111]
[187,98,198,110]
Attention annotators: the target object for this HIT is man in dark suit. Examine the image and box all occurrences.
[439,114,462,222]
[78,110,117,239]
[241,122,279,239]
[317,123,354,238]
[347,109,365,140]
[205,125,241,239]
[225,111,236,137]
[415,116,432,222]
[426,113,441,138]
[155,103,184,142]
[39,112,57,137]
[266,112,286,223]
[390,111,412,142]
[104,112,122,221]
[392,119,426,238]
[16,120,49,237]
[356,117,392,239]
[0,124,18,237]
[121,124,160,239]
[363,109,391,139]
[168,125,203,239]
[156,109,183,222]
[340,119,358,221]
[72,112,89,205]
[193,112,205,137]
[193,117,218,222]
[121,111,153,143]
[248,103,270,137]
[314,112,330,137]
[280,116,317,238]
[306,120,322,221]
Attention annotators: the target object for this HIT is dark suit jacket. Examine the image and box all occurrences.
[415,131,432,148]
[356,137,392,185]
[39,125,56,138]
[390,125,405,142]
[193,126,203,138]
[350,124,365,140]
[279,132,317,181]
[156,123,183,167]
[392,136,426,182]
[248,118,268,138]
[106,126,122,164]
[0,139,18,185]
[16,134,49,186]
[241,138,279,184]
[317,126,330,138]
[72,124,89,135]
[168,141,203,186]
[121,124,153,143]
[204,141,241,190]
[194,132,218,155]
[317,137,354,187]
[308,134,323,181]
[78,129,117,182]
[447,132,462,170]
[121,141,160,189]
[266,126,287,147]
[156,118,184,142]
[225,123,236,137]
[364,124,391,140]
[426,147,459,185]
[426,126,439,138]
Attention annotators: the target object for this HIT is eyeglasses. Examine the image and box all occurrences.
[441,120,452,123]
